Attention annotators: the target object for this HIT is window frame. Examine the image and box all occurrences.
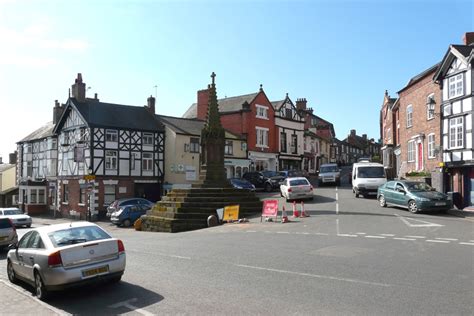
[189,137,200,153]
[407,140,415,162]
[406,104,413,128]
[143,133,153,146]
[255,105,269,119]
[256,127,269,148]
[105,150,118,170]
[448,73,464,99]
[449,116,464,149]
[142,152,153,171]
[427,133,435,159]
[105,129,118,142]
[224,140,233,155]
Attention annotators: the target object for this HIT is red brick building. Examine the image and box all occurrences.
[380,90,398,179]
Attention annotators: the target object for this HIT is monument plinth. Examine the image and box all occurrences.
[141,73,262,233]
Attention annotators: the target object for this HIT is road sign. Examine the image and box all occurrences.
[223,205,239,221]
[84,175,96,181]
[260,199,279,222]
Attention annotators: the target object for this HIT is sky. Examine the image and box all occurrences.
[0,0,472,162]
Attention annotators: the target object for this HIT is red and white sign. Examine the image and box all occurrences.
[261,199,279,222]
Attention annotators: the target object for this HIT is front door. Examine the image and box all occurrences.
[417,143,423,170]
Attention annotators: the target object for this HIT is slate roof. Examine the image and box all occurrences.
[398,63,441,93]
[271,100,285,110]
[452,44,474,58]
[157,115,205,136]
[69,98,163,132]
[182,92,259,118]
[18,122,55,143]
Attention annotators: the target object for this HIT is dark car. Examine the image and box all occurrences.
[106,198,155,218]
[242,171,285,192]
[377,180,452,213]
[229,178,256,191]
[279,170,305,179]
[110,204,152,227]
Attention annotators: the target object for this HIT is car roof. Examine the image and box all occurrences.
[287,177,309,181]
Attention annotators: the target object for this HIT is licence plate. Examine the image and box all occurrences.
[82,265,109,278]
[435,202,446,206]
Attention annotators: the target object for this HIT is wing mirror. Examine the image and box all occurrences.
[8,243,18,250]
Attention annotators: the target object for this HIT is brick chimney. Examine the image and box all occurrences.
[350,129,356,136]
[362,134,367,140]
[9,152,17,165]
[71,73,86,102]
[197,86,210,120]
[463,32,474,46]
[146,95,155,114]
[295,98,307,110]
[53,100,64,124]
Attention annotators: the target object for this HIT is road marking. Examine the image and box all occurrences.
[435,238,458,241]
[0,279,69,315]
[365,235,386,239]
[426,240,450,243]
[153,252,190,260]
[380,234,395,237]
[246,230,257,233]
[315,232,329,236]
[109,298,154,316]
[393,237,416,241]
[336,218,340,235]
[395,214,444,227]
[235,264,391,287]
[337,234,358,237]
[356,232,366,235]
[459,242,474,246]
[405,236,426,239]
[276,231,290,234]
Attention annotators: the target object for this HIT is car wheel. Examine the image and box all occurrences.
[26,224,31,228]
[379,195,387,207]
[354,190,359,198]
[122,219,132,227]
[264,183,272,192]
[34,271,48,300]
[7,260,17,284]
[110,275,122,283]
[408,200,418,213]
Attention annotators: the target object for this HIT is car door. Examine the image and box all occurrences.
[383,181,395,204]
[21,231,45,282]
[13,231,34,279]
[392,182,407,207]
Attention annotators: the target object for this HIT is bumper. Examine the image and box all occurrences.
[355,187,378,195]
[12,219,32,227]
[110,217,122,225]
[42,253,126,291]
[287,192,314,200]
[418,201,453,211]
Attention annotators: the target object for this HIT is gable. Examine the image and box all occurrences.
[447,57,468,75]
[63,106,87,130]
[277,98,303,121]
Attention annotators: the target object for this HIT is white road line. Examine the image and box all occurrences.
[315,232,329,236]
[365,235,386,239]
[109,298,154,316]
[380,234,395,237]
[246,230,257,233]
[153,252,191,260]
[459,242,474,246]
[395,214,443,227]
[435,238,458,241]
[470,240,474,243]
[426,240,450,243]
[276,231,290,234]
[235,264,391,287]
[356,232,366,235]
[393,237,416,241]
[405,236,426,239]
[0,279,69,315]
[336,218,340,235]
[336,203,339,215]
[337,234,358,237]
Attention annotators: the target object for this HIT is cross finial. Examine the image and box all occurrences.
[211,72,216,84]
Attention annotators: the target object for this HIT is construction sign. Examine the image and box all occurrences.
[260,199,279,222]
[223,205,240,221]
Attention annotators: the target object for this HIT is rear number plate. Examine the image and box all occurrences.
[435,202,446,206]
[82,265,109,278]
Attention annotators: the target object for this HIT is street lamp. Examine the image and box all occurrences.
[427,96,441,118]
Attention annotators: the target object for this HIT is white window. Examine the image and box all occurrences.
[448,74,464,99]
[407,140,415,162]
[104,185,116,205]
[449,116,464,149]
[428,134,435,159]
[143,133,153,145]
[256,127,269,147]
[105,150,118,169]
[189,137,200,153]
[426,94,435,120]
[142,152,153,171]
[106,130,118,142]
[256,105,269,119]
[406,105,413,128]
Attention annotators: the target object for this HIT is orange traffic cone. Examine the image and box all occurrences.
[301,201,310,217]
[292,201,300,218]
[281,205,289,223]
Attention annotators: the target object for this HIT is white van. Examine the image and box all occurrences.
[352,162,386,198]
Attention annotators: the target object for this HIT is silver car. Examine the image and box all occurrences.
[7,222,126,300]
[280,177,314,202]
[0,218,18,249]
[0,207,32,228]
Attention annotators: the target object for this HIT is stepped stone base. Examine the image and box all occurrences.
[141,188,263,233]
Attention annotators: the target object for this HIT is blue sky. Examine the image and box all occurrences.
[0,0,472,161]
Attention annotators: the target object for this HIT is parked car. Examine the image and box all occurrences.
[352,162,387,198]
[6,221,126,300]
[280,177,314,202]
[0,218,18,250]
[229,178,256,191]
[110,204,152,227]
[242,171,285,192]
[0,207,32,228]
[317,163,341,186]
[377,180,452,213]
[106,198,155,218]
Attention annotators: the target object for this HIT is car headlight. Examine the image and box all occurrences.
[113,210,123,216]
[418,198,430,202]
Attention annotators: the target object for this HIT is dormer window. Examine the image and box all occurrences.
[448,73,464,99]
[256,105,269,119]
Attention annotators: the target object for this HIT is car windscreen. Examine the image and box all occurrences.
[48,226,112,247]
[357,167,385,178]
[406,182,433,192]
[0,219,12,229]
[3,209,22,215]
[320,166,338,173]
[289,179,310,186]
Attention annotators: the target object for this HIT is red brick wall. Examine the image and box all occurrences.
[398,70,442,175]
[197,88,210,120]
[246,93,278,152]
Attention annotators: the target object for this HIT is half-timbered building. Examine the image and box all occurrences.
[53,74,165,219]
[271,95,305,171]
[433,33,474,208]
